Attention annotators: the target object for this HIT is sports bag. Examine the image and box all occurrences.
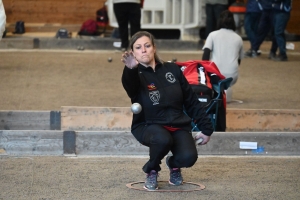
[78,19,98,36]
[13,21,25,34]
[176,60,225,107]
[55,28,71,39]
[177,60,227,132]
[96,6,109,27]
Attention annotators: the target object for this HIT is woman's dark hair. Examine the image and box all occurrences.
[129,31,162,63]
[217,10,236,31]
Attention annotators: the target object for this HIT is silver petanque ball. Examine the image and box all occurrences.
[77,46,84,51]
[194,132,204,145]
[131,103,142,114]
[108,57,112,62]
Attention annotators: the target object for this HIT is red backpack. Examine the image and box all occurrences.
[96,6,109,27]
[78,19,98,36]
[176,60,226,107]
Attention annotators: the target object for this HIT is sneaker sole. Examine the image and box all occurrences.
[143,185,158,191]
[168,180,183,186]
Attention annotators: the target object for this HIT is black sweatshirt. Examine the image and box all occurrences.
[122,61,213,141]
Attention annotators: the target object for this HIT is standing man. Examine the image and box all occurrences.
[0,0,6,40]
[113,0,142,52]
[204,0,229,39]
[270,0,292,61]
[244,0,262,57]
[249,0,273,58]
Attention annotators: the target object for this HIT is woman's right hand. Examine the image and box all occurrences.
[121,51,138,69]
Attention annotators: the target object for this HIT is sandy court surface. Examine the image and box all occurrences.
[0,44,300,199]
[0,156,300,200]
[0,48,300,110]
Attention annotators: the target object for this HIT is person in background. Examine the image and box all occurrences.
[270,0,292,61]
[121,31,214,191]
[202,10,243,102]
[0,0,6,40]
[113,0,142,52]
[244,0,262,57]
[247,0,273,58]
[204,0,229,40]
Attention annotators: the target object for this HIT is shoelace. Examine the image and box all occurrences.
[170,170,181,180]
[147,171,158,183]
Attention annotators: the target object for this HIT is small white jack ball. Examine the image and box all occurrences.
[77,46,84,51]
[108,57,112,62]
[131,103,142,114]
[195,138,203,145]
[194,132,204,145]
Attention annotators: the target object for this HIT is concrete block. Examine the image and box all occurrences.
[227,109,300,132]
[0,38,34,49]
[0,111,50,130]
[75,131,300,156]
[195,132,300,156]
[61,106,132,131]
[17,38,199,51]
[38,38,118,50]
[60,107,300,132]
[50,111,61,130]
[76,131,148,155]
[155,39,198,50]
[63,131,76,154]
[0,130,63,155]
[0,130,299,156]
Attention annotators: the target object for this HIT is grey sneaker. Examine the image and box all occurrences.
[144,170,158,191]
[256,50,262,56]
[166,156,183,186]
[268,52,277,60]
[272,55,288,62]
[244,49,258,58]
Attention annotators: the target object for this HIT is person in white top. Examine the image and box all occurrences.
[202,10,243,102]
[0,0,6,40]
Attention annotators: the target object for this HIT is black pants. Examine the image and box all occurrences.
[113,3,141,49]
[136,124,198,173]
[252,9,273,51]
[205,4,228,39]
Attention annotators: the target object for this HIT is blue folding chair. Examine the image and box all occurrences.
[191,77,233,131]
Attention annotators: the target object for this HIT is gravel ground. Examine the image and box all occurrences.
[0,156,300,200]
[0,48,300,110]
[0,42,300,199]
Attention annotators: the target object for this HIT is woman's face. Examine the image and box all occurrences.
[132,36,156,66]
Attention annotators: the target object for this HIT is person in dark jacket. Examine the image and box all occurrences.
[244,0,262,57]
[121,31,214,191]
[270,0,292,61]
[247,0,274,58]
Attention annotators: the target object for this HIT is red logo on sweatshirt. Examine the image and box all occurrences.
[147,83,156,90]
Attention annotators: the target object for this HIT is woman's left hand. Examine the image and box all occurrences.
[194,132,210,145]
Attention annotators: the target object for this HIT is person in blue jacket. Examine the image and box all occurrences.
[244,0,262,57]
[270,0,292,61]
[246,0,274,58]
